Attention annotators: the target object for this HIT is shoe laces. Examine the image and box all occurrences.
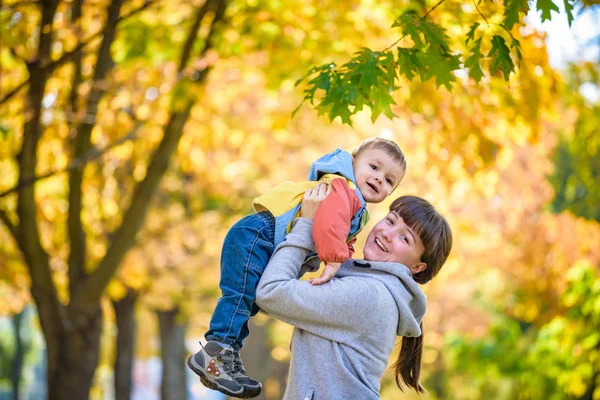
[232,350,246,374]
[216,349,238,373]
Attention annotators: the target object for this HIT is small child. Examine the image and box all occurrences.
[187,138,407,398]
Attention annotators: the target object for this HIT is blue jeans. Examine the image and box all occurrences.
[205,211,275,350]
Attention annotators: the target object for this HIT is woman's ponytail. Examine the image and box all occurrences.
[393,323,426,394]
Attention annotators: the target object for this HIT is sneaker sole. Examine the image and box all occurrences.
[187,355,247,398]
[240,384,262,398]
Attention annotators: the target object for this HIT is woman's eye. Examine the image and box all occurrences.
[386,217,393,224]
[401,235,408,243]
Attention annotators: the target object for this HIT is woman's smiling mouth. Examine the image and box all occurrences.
[375,238,388,253]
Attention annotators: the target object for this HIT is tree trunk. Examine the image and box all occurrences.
[242,319,288,400]
[5,2,227,399]
[427,351,448,399]
[45,306,103,400]
[157,309,188,400]
[11,310,24,400]
[113,293,137,400]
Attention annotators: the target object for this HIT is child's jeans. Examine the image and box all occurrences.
[205,211,276,350]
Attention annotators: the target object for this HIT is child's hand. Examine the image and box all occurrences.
[309,262,341,285]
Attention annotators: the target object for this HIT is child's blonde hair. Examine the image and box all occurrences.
[352,138,407,184]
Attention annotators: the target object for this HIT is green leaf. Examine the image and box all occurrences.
[395,12,425,47]
[536,0,559,22]
[465,38,485,82]
[488,35,515,81]
[419,20,451,50]
[391,9,419,27]
[380,51,398,88]
[511,37,523,66]
[420,46,461,90]
[294,63,334,87]
[466,22,480,44]
[503,0,529,30]
[330,102,353,125]
[304,66,336,104]
[370,88,396,122]
[352,48,379,87]
[563,0,575,26]
[397,47,423,80]
[297,46,402,126]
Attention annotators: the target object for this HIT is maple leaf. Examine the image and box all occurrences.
[563,0,575,26]
[397,47,423,80]
[465,38,485,82]
[503,0,529,30]
[536,0,559,22]
[466,22,480,44]
[420,20,451,50]
[421,46,460,90]
[511,37,523,66]
[488,35,515,81]
[394,12,425,47]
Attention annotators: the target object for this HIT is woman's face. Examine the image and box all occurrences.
[363,212,426,272]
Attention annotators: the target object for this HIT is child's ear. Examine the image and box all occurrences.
[410,262,427,274]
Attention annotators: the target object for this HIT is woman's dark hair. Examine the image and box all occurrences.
[388,195,453,393]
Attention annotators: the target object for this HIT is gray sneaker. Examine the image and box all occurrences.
[232,350,262,398]
[187,341,244,398]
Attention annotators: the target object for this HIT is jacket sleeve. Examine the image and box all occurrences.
[256,218,378,343]
[312,178,363,263]
[347,237,357,258]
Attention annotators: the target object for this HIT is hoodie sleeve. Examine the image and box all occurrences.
[256,218,378,343]
[312,178,363,263]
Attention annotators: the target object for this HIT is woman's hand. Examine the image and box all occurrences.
[300,183,330,220]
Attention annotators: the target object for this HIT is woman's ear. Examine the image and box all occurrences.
[411,262,427,274]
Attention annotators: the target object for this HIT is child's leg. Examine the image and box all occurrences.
[205,211,275,350]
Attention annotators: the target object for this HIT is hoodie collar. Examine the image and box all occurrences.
[337,258,427,337]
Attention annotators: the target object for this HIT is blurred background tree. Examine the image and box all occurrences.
[0,0,599,399]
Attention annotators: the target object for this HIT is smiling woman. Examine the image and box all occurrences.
[363,210,426,269]
[255,191,453,399]
[378,196,453,285]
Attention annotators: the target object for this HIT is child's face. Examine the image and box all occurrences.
[363,212,426,272]
[353,148,404,204]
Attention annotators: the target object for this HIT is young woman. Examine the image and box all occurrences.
[255,185,452,399]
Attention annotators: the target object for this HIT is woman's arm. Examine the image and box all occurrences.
[256,186,377,343]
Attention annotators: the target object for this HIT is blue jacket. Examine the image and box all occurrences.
[253,149,369,248]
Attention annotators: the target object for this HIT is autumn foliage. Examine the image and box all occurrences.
[0,0,599,399]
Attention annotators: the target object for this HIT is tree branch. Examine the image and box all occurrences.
[67,0,124,297]
[0,207,20,247]
[67,0,85,293]
[0,1,40,9]
[423,0,446,19]
[17,0,57,287]
[472,0,491,27]
[382,0,446,52]
[0,120,142,199]
[0,0,159,107]
[68,0,84,116]
[177,0,211,74]
[70,0,227,313]
[16,1,67,376]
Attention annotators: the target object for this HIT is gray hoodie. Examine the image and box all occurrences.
[255,218,427,400]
